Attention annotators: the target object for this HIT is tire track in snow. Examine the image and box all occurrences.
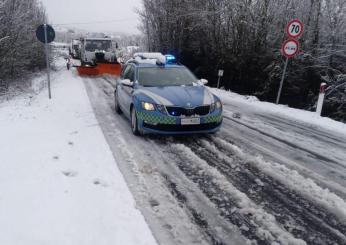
[161,174,229,245]
[223,114,343,167]
[256,113,346,148]
[184,136,346,245]
[158,139,306,245]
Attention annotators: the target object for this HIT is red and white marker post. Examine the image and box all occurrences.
[316,83,327,116]
[276,19,304,104]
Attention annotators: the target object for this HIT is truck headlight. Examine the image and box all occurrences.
[142,102,155,111]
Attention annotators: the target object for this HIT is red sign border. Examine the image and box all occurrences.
[286,19,304,39]
[281,39,300,58]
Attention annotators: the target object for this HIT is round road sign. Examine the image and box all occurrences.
[281,39,300,58]
[36,24,55,44]
[286,19,304,39]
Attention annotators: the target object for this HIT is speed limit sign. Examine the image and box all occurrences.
[286,19,304,39]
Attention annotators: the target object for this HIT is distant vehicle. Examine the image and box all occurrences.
[114,53,223,135]
[77,37,121,76]
[69,39,81,59]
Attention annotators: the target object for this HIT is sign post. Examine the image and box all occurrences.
[276,39,300,104]
[276,19,304,104]
[36,24,55,99]
[217,70,224,88]
[44,25,52,99]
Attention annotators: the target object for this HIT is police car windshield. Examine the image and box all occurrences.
[85,40,112,52]
[138,67,197,87]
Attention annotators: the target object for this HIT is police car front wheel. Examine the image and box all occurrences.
[131,108,140,136]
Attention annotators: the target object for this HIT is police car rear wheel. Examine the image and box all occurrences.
[131,108,140,136]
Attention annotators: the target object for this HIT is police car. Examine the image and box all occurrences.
[114,53,223,135]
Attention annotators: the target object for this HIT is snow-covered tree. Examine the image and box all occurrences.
[0,0,47,89]
[138,0,346,121]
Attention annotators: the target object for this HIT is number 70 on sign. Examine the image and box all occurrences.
[286,19,304,39]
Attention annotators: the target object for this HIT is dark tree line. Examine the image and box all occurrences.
[138,0,346,121]
[0,0,47,89]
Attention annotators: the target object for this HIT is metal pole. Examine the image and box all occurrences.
[44,24,52,99]
[217,76,221,88]
[276,57,289,104]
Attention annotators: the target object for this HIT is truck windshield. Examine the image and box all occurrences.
[85,40,112,52]
[138,67,197,87]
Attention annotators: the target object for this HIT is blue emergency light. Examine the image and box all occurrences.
[165,54,177,64]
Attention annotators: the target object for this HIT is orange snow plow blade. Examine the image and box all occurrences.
[77,63,121,76]
[77,66,100,76]
[97,63,122,76]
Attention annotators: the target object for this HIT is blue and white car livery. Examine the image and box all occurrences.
[114,53,223,135]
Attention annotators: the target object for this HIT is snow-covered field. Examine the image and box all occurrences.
[0,63,157,245]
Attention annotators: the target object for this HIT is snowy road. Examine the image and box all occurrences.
[219,95,346,197]
[83,75,346,245]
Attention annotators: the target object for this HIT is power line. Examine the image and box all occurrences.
[53,18,136,26]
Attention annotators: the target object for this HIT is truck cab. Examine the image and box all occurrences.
[80,38,117,66]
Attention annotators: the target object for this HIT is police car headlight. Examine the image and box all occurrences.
[142,102,155,111]
[215,101,222,109]
[210,101,222,112]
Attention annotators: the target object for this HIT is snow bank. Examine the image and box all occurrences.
[0,62,157,245]
[212,88,346,134]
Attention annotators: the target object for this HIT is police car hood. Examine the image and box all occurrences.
[135,85,215,107]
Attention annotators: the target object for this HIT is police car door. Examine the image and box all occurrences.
[121,64,135,116]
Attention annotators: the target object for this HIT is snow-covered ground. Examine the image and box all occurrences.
[212,88,346,134]
[0,62,157,245]
[82,72,346,244]
[212,88,346,192]
[2,55,346,245]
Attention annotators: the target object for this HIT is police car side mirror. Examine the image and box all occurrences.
[198,79,208,85]
[121,79,134,87]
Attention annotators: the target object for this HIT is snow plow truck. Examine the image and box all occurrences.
[76,37,121,76]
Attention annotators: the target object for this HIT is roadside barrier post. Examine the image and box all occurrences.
[316,83,327,116]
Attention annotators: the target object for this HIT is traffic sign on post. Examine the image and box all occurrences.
[217,70,224,88]
[36,24,55,44]
[276,19,304,104]
[281,39,300,58]
[36,24,55,99]
[286,19,304,39]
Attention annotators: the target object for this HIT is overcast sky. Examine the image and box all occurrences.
[40,0,142,34]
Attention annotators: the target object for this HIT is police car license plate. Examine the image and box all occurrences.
[181,118,200,125]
